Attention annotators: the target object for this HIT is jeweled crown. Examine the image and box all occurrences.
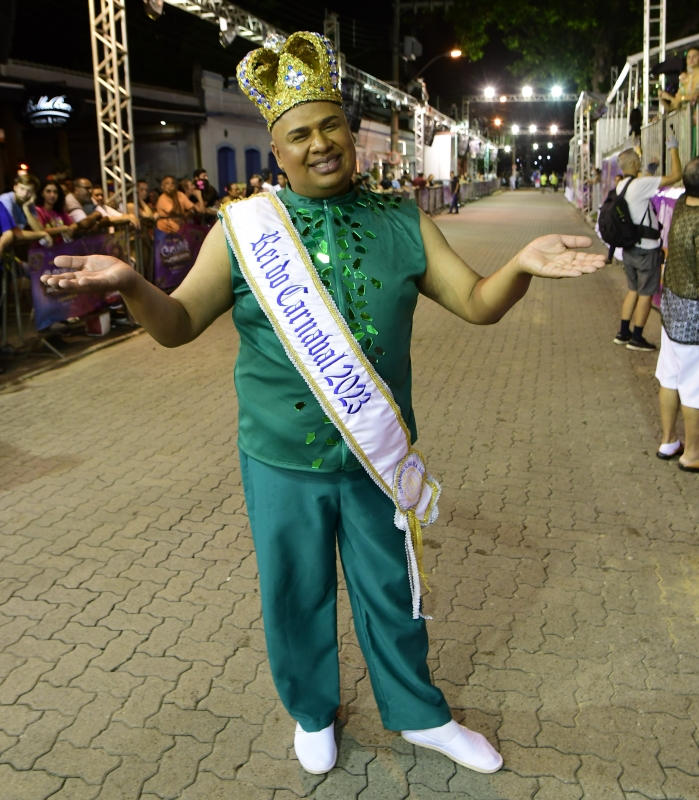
[237,31,342,130]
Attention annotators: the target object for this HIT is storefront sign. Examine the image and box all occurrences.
[153,222,209,291]
[28,230,129,330]
[25,94,74,128]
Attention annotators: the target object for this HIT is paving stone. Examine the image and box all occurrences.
[141,735,213,799]
[533,777,583,799]
[407,743,456,792]
[200,717,263,778]
[92,720,174,761]
[45,777,100,800]
[237,751,325,796]
[663,767,699,800]
[34,740,120,784]
[58,692,124,748]
[20,682,95,716]
[0,763,62,799]
[448,768,538,799]
[145,702,227,742]
[111,676,174,727]
[181,772,274,800]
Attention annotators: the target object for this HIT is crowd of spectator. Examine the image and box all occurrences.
[0,166,295,260]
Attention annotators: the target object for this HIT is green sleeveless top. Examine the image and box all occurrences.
[226,186,426,472]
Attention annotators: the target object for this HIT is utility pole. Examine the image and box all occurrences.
[390,0,454,154]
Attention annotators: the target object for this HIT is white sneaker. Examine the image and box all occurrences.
[294,721,337,774]
[402,720,503,773]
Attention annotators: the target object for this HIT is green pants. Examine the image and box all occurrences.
[240,452,451,733]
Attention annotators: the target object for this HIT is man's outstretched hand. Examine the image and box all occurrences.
[515,235,606,278]
[41,255,136,294]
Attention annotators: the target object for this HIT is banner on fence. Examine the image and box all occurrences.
[153,222,209,291]
[28,230,129,331]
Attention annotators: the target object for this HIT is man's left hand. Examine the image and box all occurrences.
[515,235,606,279]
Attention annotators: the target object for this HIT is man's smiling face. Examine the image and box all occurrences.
[270,101,356,199]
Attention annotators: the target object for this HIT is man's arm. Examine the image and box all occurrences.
[417,210,605,324]
[659,141,682,188]
[42,221,234,347]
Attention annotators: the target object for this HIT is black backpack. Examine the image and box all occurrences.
[598,176,661,250]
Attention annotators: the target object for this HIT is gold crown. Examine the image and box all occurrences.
[237,31,342,130]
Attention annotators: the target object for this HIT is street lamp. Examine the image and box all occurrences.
[547,142,553,149]
[529,124,536,133]
[484,87,495,99]
[551,85,562,98]
[522,85,533,98]
[499,95,507,103]
[413,48,463,79]
[512,124,520,134]
[504,145,511,153]
[550,124,558,134]
[533,143,539,150]
[493,117,502,127]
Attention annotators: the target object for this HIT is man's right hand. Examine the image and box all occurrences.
[41,255,136,294]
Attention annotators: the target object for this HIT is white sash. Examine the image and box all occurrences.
[221,193,440,618]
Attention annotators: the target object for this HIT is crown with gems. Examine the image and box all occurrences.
[237,31,342,130]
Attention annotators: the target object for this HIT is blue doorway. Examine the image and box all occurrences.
[217,145,237,196]
[245,147,262,182]
[268,151,280,182]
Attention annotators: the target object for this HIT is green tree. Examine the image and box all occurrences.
[449,0,646,92]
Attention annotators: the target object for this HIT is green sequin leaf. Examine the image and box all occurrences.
[371,207,380,216]
[346,291,354,303]
[355,300,368,309]
[321,267,333,277]
[374,346,385,355]
[312,229,324,240]
[331,206,342,217]
[355,271,367,280]
[295,402,306,410]
[319,240,329,254]
[337,227,348,236]
[353,258,362,270]
[366,325,378,335]
[356,200,367,208]
[350,221,361,229]
[360,312,373,321]
[343,279,356,290]
[365,230,377,239]
[354,331,365,341]
[337,239,349,250]
[363,337,373,350]
[338,252,351,260]
[351,231,362,242]
[323,416,332,424]
[314,219,324,229]
[316,252,330,264]
[342,265,352,278]
[355,245,367,254]
[333,217,341,227]
[312,458,323,469]
[321,279,331,287]
[348,307,356,320]
[349,321,361,332]
[357,284,366,296]
[377,201,385,210]
[326,438,339,446]
[306,432,316,444]
[371,278,382,289]
[342,214,351,224]
[301,226,311,237]
[312,209,323,219]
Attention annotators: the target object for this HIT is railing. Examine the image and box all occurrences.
[666,104,694,170]
[640,116,664,167]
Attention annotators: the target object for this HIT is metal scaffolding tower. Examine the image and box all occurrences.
[88,0,138,216]
[163,0,284,43]
[642,0,666,124]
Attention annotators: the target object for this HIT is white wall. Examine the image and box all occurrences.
[199,71,273,193]
[355,118,415,175]
[423,132,455,181]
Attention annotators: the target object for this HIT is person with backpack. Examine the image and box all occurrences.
[608,141,682,350]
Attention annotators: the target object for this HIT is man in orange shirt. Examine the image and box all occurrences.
[155,175,205,233]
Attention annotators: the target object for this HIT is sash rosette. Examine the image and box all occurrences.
[221,193,440,618]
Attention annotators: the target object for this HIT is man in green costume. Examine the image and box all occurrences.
[44,32,604,777]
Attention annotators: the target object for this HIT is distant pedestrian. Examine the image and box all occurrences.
[509,168,517,191]
[613,140,682,351]
[655,157,699,471]
[550,173,559,192]
[540,172,548,193]
[449,170,460,214]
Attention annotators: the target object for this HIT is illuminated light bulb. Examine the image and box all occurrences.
[529,124,536,133]
[512,124,520,134]
[522,86,533,98]
[551,85,562,98]
[493,117,502,126]
[504,145,511,153]
[533,143,539,150]
[500,95,507,103]
[550,125,558,134]
[547,142,553,149]
[484,87,495,99]
[450,49,462,58]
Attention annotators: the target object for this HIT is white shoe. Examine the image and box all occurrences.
[402,720,503,774]
[294,721,337,774]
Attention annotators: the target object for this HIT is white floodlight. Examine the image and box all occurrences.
[547,155,551,159]
[547,142,553,149]
[219,17,237,47]
[144,0,164,20]
[512,124,520,134]
[364,83,372,90]
[529,124,536,133]
[551,85,562,98]
[533,143,539,150]
[160,120,166,126]
[550,124,558,134]
[522,85,533,98]
[504,145,511,153]
[484,87,495,99]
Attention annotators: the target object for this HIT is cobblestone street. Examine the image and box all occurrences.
[2,189,699,799]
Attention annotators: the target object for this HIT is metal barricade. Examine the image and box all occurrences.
[666,104,693,170]
[640,117,664,169]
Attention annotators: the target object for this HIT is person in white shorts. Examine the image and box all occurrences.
[655,158,699,471]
